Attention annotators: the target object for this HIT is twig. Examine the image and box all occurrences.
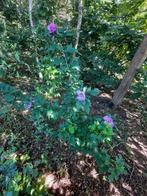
[112,141,124,150]
[58,43,69,68]
[129,161,135,181]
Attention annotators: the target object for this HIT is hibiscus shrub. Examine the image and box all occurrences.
[32,23,126,181]
[0,22,126,194]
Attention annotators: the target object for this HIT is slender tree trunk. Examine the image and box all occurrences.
[111,35,147,107]
[28,0,34,29]
[28,0,39,64]
[74,0,83,50]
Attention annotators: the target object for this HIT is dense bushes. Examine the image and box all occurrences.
[0,0,146,194]
[0,25,126,194]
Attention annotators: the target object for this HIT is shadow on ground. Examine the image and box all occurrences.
[90,92,147,196]
[1,91,147,195]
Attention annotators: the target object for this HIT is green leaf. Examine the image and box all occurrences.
[53,57,63,66]
[76,138,81,146]
[15,52,20,62]
[48,44,57,52]
[4,94,14,103]
[47,110,57,120]
[0,69,6,77]
[0,105,10,116]
[85,100,91,113]
[89,88,100,96]
[4,192,13,196]
[68,124,75,134]
[71,59,80,71]
[66,44,76,54]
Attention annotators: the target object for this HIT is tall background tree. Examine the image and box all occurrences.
[111,35,147,106]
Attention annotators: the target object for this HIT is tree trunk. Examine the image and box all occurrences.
[111,35,147,106]
[28,0,39,64]
[28,0,34,29]
[74,0,83,50]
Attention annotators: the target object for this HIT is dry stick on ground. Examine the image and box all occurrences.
[111,35,147,107]
[74,0,83,52]
[28,0,39,64]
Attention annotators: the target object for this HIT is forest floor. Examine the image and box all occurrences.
[91,93,147,196]
[0,81,147,196]
[41,92,147,196]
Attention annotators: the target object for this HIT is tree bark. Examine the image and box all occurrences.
[74,0,83,50]
[28,0,39,64]
[28,0,34,29]
[111,35,147,106]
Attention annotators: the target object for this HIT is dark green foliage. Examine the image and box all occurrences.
[0,0,146,194]
[75,0,146,94]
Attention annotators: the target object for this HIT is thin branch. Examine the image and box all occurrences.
[59,43,69,68]
[74,0,83,50]
[28,0,39,64]
[28,0,34,30]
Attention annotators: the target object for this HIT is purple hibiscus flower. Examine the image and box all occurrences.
[103,115,114,128]
[47,23,57,35]
[25,101,33,110]
[76,90,86,102]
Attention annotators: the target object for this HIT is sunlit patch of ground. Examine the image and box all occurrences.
[91,92,147,196]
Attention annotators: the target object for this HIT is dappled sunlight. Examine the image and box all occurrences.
[127,141,147,159]
[99,92,112,100]
[0,0,146,194]
[10,152,17,159]
[89,168,99,179]
[109,183,122,196]
[121,182,133,194]
[44,173,71,195]
[22,91,28,95]
[21,109,31,116]
[126,141,147,171]
[0,132,8,146]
